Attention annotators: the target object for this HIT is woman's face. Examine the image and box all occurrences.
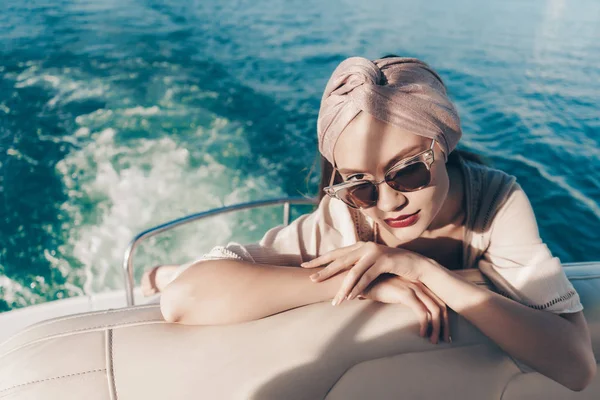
[332,112,450,246]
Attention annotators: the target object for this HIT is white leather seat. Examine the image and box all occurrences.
[1,263,598,399]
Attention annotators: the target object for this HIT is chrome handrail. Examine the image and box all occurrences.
[122,196,319,306]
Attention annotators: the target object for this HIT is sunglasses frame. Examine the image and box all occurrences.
[323,139,436,209]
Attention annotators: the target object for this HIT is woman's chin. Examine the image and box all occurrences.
[380,219,428,247]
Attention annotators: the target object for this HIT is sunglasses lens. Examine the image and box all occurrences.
[338,183,377,209]
[386,162,430,191]
[330,161,431,209]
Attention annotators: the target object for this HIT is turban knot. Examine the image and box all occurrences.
[317,56,462,167]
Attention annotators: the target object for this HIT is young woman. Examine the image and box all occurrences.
[142,56,595,391]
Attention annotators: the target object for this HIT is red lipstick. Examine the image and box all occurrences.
[384,210,420,228]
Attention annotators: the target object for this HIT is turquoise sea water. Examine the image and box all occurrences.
[1,0,599,312]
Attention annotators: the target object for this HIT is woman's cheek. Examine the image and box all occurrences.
[425,166,451,222]
[418,189,439,223]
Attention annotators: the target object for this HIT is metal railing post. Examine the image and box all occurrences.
[283,202,290,226]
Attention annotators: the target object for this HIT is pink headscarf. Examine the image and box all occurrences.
[317,56,462,167]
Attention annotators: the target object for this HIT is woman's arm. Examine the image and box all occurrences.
[160,259,347,325]
[420,259,596,392]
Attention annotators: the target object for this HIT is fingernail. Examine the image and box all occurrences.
[301,262,307,267]
[310,273,320,281]
[332,296,340,306]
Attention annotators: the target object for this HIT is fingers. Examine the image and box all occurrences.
[308,252,359,283]
[141,266,160,297]
[332,256,377,306]
[412,287,442,344]
[419,283,451,343]
[398,290,431,338]
[301,242,365,269]
[347,263,382,301]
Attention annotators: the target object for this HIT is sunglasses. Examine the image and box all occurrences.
[323,139,436,209]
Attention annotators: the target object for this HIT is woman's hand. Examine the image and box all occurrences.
[358,273,450,344]
[301,241,439,306]
[141,265,179,297]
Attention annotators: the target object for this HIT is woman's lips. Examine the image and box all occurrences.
[384,210,420,228]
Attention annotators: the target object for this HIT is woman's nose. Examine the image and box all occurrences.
[376,182,408,212]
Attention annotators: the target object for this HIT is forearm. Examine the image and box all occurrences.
[421,261,594,391]
[160,259,345,325]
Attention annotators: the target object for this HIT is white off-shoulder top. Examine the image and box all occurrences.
[174,158,583,314]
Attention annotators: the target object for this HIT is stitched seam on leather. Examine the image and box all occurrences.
[111,328,119,400]
[112,329,119,400]
[12,304,158,333]
[0,319,164,359]
[1,305,159,346]
[499,371,524,400]
[106,329,117,400]
[0,368,106,394]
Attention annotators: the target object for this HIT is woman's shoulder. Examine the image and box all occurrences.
[459,157,519,234]
[460,157,517,189]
